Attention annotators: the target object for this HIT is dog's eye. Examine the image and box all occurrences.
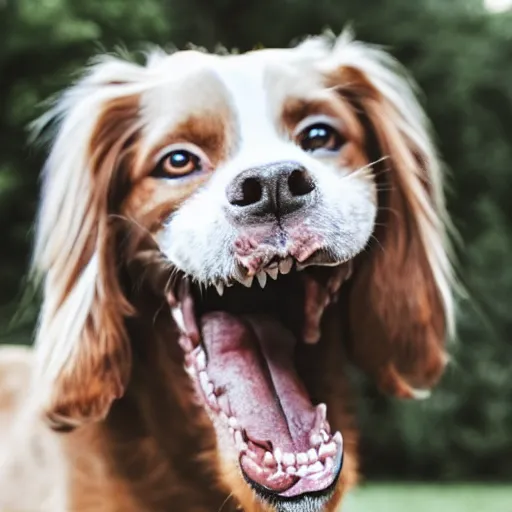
[297,124,344,153]
[154,150,202,178]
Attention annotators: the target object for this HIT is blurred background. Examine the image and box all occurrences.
[0,0,511,510]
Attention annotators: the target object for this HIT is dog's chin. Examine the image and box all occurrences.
[167,249,352,508]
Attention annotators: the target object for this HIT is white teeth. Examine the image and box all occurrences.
[307,461,324,474]
[220,411,229,424]
[316,403,327,422]
[273,447,283,464]
[296,465,308,477]
[196,351,206,371]
[199,371,210,395]
[228,416,239,429]
[171,307,186,333]
[286,466,297,475]
[318,442,337,459]
[333,431,343,446]
[266,266,279,280]
[238,275,254,288]
[282,453,296,467]
[279,257,293,275]
[296,452,308,466]
[310,433,322,447]
[263,452,275,467]
[307,448,319,463]
[256,271,267,288]
[320,430,329,443]
[234,430,246,450]
[214,281,224,296]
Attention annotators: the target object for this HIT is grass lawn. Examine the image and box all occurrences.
[348,484,512,512]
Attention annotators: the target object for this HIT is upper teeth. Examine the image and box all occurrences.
[256,271,267,288]
[209,257,296,295]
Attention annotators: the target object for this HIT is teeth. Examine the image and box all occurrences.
[333,431,343,446]
[234,430,247,451]
[282,453,296,467]
[228,416,239,429]
[266,266,279,280]
[256,271,267,288]
[307,461,324,474]
[316,403,327,423]
[320,430,329,443]
[318,442,337,459]
[273,447,283,464]
[214,281,224,296]
[296,452,308,466]
[199,371,210,395]
[296,465,308,477]
[208,394,219,411]
[238,275,254,288]
[196,350,206,371]
[171,307,186,333]
[308,448,319,463]
[263,452,275,467]
[310,433,322,447]
[286,466,297,475]
[279,257,293,275]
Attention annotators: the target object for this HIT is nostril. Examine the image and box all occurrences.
[288,169,315,197]
[230,177,263,207]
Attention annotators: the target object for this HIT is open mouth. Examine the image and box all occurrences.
[168,256,352,501]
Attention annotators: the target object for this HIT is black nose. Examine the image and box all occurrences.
[226,161,316,220]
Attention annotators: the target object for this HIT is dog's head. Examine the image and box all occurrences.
[32,32,453,511]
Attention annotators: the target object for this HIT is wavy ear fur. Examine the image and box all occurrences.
[32,57,148,429]
[316,32,454,398]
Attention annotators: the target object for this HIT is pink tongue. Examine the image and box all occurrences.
[200,312,316,453]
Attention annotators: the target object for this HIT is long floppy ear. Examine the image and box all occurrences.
[321,33,455,398]
[32,57,147,429]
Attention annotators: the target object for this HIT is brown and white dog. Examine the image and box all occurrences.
[0,32,453,512]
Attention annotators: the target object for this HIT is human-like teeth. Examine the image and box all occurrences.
[278,257,293,275]
[228,416,239,429]
[296,465,308,477]
[320,430,329,443]
[307,461,324,474]
[286,466,297,475]
[256,271,267,288]
[308,448,318,463]
[263,452,275,467]
[296,452,308,465]
[282,453,296,467]
[273,447,283,464]
[266,265,279,280]
[318,442,337,459]
[333,431,343,446]
[214,281,224,296]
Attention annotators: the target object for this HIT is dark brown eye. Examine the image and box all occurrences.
[297,123,344,153]
[155,150,201,178]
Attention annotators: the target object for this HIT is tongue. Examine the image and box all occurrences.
[200,312,316,454]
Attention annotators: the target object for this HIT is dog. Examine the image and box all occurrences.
[0,31,453,512]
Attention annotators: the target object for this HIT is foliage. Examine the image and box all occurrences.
[0,0,511,480]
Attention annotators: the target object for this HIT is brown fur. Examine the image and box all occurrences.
[0,38,451,512]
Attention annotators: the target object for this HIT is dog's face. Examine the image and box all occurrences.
[32,33,453,511]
